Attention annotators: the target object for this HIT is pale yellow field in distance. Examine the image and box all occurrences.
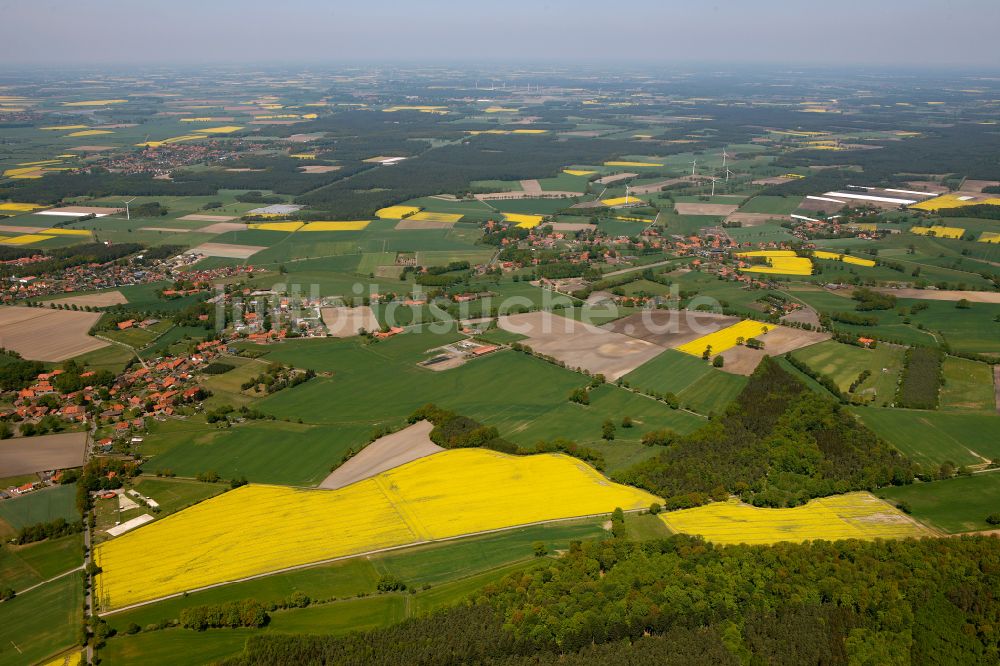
[376,205,421,219]
[660,492,933,545]
[94,449,657,609]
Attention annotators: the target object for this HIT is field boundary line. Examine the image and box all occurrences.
[10,564,84,598]
[98,509,638,616]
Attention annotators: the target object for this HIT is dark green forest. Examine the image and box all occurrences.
[223,535,1000,665]
[619,358,914,508]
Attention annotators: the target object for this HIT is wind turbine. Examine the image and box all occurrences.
[709,178,719,197]
[121,197,137,220]
[690,158,698,176]
[724,168,735,182]
[624,184,631,205]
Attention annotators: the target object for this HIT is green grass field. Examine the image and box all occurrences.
[0,573,82,666]
[0,533,83,592]
[852,408,1000,467]
[622,349,747,416]
[738,195,802,215]
[0,483,78,530]
[790,340,903,405]
[939,356,996,412]
[130,476,227,515]
[878,472,1000,533]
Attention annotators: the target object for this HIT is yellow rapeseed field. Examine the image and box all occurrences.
[910,225,965,239]
[93,449,656,610]
[247,222,304,232]
[289,153,316,159]
[601,196,645,207]
[675,319,775,356]
[604,161,664,167]
[41,228,91,236]
[65,130,114,137]
[408,211,463,223]
[61,99,127,106]
[742,255,814,276]
[813,250,876,267]
[978,231,1000,244]
[503,213,544,229]
[484,106,519,113]
[659,492,932,545]
[383,105,448,114]
[376,205,421,219]
[136,135,204,148]
[192,126,244,134]
[299,221,370,231]
[910,193,1000,212]
[511,129,547,134]
[42,651,82,666]
[564,169,595,176]
[2,168,42,179]
[2,234,54,245]
[0,202,41,212]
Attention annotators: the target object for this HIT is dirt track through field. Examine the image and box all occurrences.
[319,421,443,490]
[0,431,87,476]
[0,306,107,360]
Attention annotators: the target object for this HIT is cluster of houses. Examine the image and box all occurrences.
[3,252,250,304]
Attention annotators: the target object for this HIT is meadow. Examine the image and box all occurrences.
[790,340,903,404]
[852,408,1000,467]
[0,574,82,666]
[878,473,1000,533]
[0,483,77,529]
[621,349,747,415]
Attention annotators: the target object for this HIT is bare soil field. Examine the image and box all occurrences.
[519,179,542,194]
[197,222,246,234]
[321,306,380,337]
[604,310,740,348]
[190,242,266,259]
[178,214,238,223]
[38,206,120,216]
[498,311,664,380]
[0,225,55,234]
[798,198,845,214]
[0,306,107,360]
[961,180,1000,192]
[873,288,1000,304]
[905,181,949,194]
[718,327,831,375]
[49,290,128,308]
[70,145,115,152]
[674,203,740,216]
[0,431,87,476]
[318,421,443,490]
[751,176,798,186]
[631,177,689,194]
[781,306,821,328]
[395,219,453,230]
[596,173,637,185]
[474,191,579,201]
[299,165,342,174]
[550,222,597,232]
[725,212,792,226]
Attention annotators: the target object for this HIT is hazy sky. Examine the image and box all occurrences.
[2,0,998,68]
